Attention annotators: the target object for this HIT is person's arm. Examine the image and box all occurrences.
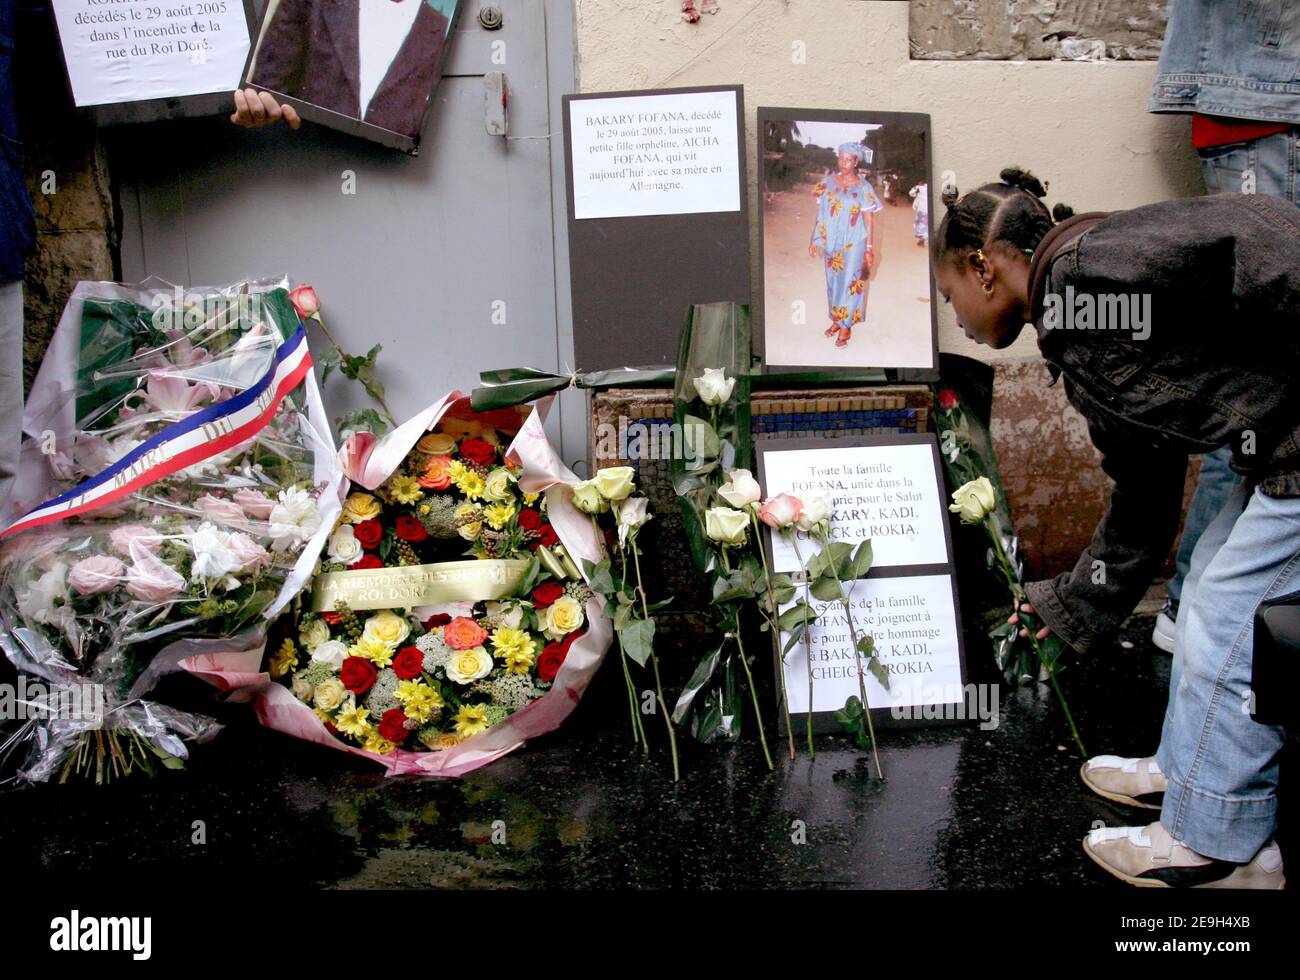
[808,181,827,256]
[1024,403,1187,655]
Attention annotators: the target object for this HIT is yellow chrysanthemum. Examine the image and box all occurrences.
[454,704,492,738]
[269,638,297,678]
[387,474,424,505]
[363,731,396,755]
[523,491,539,506]
[454,469,486,500]
[501,647,536,675]
[482,502,515,530]
[429,732,462,750]
[335,704,371,737]
[349,635,394,668]
[395,679,444,724]
[492,626,535,663]
[313,706,336,725]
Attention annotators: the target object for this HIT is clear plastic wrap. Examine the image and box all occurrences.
[0,277,344,783]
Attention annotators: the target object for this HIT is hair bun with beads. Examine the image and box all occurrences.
[940,183,961,208]
[1052,202,1075,221]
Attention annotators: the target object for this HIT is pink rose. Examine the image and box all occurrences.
[68,555,126,595]
[287,284,320,319]
[233,489,276,520]
[109,524,164,558]
[228,532,271,573]
[196,494,248,528]
[758,493,803,530]
[124,552,186,603]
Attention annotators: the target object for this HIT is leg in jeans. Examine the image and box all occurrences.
[1155,483,1300,862]
[1167,446,1241,610]
[0,280,21,514]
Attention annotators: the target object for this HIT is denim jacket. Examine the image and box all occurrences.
[0,1,36,284]
[1149,0,1300,124]
[1022,194,1300,655]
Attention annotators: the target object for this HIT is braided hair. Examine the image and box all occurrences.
[932,167,1074,266]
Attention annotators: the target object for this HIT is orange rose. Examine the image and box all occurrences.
[418,455,454,490]
[443,616,489,651]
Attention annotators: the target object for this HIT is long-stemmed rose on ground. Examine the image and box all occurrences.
[575,466,679,780]
[948,475,1086,757]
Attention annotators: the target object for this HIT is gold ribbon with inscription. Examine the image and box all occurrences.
[310,559,531,613]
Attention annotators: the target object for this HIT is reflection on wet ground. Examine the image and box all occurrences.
[2,615,1290,888]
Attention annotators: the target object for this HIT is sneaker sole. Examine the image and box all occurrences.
[1079,762,1163,810]
[1151,618,1176,655]
[1082,837,1286,889]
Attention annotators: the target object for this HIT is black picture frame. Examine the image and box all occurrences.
[242,0,465,154]
[48,0,260,127]
[755,432,969,734]
[756,106,939,384]
[562,84,751,370]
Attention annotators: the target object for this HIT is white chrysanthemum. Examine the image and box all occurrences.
[268,486,321,551]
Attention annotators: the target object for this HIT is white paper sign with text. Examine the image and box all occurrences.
[568,89,741,220]
[53,0,251,107]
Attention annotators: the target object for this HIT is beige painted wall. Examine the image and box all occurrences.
[573,0,1204,364]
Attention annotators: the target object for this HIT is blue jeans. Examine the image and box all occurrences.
[1156,481,1300,862]
[0,279,20,515]
[1165,127,1298,604]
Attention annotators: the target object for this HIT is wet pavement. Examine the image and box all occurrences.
[1,613,1291,889]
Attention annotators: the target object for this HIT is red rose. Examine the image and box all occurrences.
[538,639,571,683]
[378,708,408,743]
[459,437,497,467]
[353,518,383,549]
[321,611,342,625]
[395,514,428,543]
[349,554,383,570]
[534,523,559,548]
[424,613,451,630]
[532,580,564,608]
[393,645,424,680]
[937,388,959,411]
[340,656,377,695]
[518,508,542,531]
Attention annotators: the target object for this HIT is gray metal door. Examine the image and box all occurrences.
[113,0,584,469]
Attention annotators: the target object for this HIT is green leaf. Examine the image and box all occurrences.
[618,617,655,668]
[586,559,617,597]
[711,565,755,604]
[318,346,342,382]
[839,695,864,720]
[777,601,815,631]
[783,624,809,655]
[768,573,796,605]
[612,603,633,631]
[867,655,890,690]
[850,540,874,579]
[335,407,388,436]
[810,573,843,602]
[681,413,720,462]
[673,642,723,724]
[856,635,875,657]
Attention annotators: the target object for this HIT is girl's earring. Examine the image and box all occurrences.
[981,280,995,296]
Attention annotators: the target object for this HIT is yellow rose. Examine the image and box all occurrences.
[416,432,457,455]
[949,477,996,525]
[342,492,382,524]
[705,506,749,546]
[593,466,635,502]
[313,678,347,712]
[445,645,494,685]
[544,594,584,638]
[456,503,482,541]
[483,467,515,502]
[362,610,411,648]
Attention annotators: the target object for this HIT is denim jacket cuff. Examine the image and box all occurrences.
[1024,578,1104,656]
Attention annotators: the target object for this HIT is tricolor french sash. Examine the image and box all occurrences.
[0,327,314,540]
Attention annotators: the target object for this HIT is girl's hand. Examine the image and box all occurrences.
[861,248,875,275]
[1009,602,1052,641]
[808,243,821,259]
[231,88,302,129]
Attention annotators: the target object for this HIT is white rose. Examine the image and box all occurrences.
[616,497,652,545]
[795,494,832,532]
[949,477,997,525]
[291,673,314,702]
[693,367,735,406]
[717,468,761,510]
[299,618,331,652]
[268,486,321,552]
[327,524,363,565]
[486,601,524,629]
[593,466,635,502]
[705,506,749,546]
[310,639,349,670]
[313,677,347,711]
[190,522,243,582]
[483,468,515,502]
[16,562,73,632]
[571,480,609,515]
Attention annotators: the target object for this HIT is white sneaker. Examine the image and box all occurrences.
[1080,755,1166,809]
[1083,821,1285,889]
[1151,608,1176,655]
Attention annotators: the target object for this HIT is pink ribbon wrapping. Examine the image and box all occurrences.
[180,393,612,777]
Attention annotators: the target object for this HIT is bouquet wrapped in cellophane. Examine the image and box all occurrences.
[0,277,343,783]
[198,392,612,776]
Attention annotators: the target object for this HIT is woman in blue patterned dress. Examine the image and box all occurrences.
[807,143,883,348]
